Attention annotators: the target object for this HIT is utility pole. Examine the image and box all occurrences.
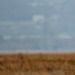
[42,1,49,50]
[33,0,49,50]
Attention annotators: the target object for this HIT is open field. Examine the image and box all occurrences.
[0,53,75,75]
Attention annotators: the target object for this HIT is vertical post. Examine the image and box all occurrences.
[42,2,48,50]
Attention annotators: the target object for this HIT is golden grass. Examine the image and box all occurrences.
[0,53,75,75]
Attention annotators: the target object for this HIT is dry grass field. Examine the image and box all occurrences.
[0,53,75,75]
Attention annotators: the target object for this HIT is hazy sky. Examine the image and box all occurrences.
[0,0,75,50]
[0,0,75,39]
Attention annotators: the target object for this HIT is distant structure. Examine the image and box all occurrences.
[0,35,4,43]
[42,2,57,50]
[42,2,49,50]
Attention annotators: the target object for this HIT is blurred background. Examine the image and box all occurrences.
[0,0,75,52]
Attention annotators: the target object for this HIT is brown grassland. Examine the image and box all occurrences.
[0,53,75,75]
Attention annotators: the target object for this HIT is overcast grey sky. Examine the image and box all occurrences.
[0,0,75,51]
